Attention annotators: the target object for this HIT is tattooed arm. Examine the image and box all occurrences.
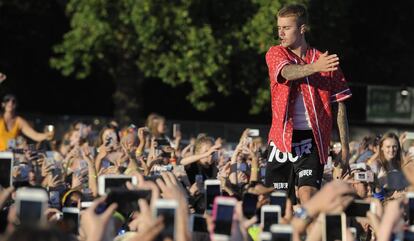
[332,102,350,164]
[281,64,317,81]
[280,51,340,81]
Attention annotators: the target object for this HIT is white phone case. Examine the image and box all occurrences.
[98,175,137,195]
[16,188,48,224]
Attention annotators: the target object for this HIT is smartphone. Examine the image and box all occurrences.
[16,188,48,226]
[349,227,357,240]
[322,213,346,241]
[238,162,248,172]
[261,205,281,232]
[195,174,203,183]
[189,214,208,233]
[270,191,287,217]
[260,167,266,178]
[242,193,258,219]
[154,199,178,241]
[270,224,293,241]
[155,139,170,148]
[7,139,16,149]
[173,124,181,138]
[45,151,55,162]
[404,226,414,241]
[98,175,138,196]
[106,188,151,214]
[355,171,367,181]
[62,207,80,235]
[259,232,271,241]
[212,197,237,241]
[248,129,260,137]
[350,163,366,171]
[47,125,55,133]
[81,201,93,210]
[0,152,13,188]
[204,179,222,213]
[407,192,414,225]
[105,136,113,147]
[49,191,60,208]
[344,199,371,217]
[406,132,414,140]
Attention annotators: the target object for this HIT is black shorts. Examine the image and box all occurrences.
[264,130,324,202]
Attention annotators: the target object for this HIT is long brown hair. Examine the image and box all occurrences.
[378,132,402,172]
[146,113,165,138]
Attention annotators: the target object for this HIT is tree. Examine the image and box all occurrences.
[50,0,307,123]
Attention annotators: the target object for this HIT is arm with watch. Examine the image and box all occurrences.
[291,180,355,235]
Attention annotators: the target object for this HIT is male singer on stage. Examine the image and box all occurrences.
[264,4,352,204]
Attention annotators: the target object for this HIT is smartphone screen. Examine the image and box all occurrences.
[205,184,221,211]
[173,124,180,138]
[104,177,132,192]
[408,198,414,225]
[0,157,12,188]
[157,207,175,240]
[214,204,234,235]
[192,215,208,233]
[272,232,291,241]
[19,200,43,225]
[107,189,151,214]
[344,200,370,217]
[63,211,79,234]
[404,230,414,241]
[242,193,258,219]
[260,167,266,178]
[270,193,286,216]
[263,211,280,232]
[49,191,60,207]
[326,215,342,241]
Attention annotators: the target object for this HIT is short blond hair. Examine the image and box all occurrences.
[195,136,214,154]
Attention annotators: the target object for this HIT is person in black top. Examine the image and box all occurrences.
[180,136,221,184]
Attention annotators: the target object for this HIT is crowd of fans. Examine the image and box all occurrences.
[0,95,414,241]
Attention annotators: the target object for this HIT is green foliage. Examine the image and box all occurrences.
[51,0,307,115]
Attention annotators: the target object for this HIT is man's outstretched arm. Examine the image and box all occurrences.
[280,51,339,81]
[333,102,350,164]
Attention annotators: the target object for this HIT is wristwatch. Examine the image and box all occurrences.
[294,206,313,225]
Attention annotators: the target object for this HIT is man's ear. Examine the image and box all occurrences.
[300,24,307,34]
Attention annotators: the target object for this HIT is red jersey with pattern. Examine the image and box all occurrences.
[265,45,352,164]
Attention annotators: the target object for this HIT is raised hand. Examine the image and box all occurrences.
[80,197,118,241]
[312,51,339,72]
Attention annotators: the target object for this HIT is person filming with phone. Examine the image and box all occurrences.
[0,94,53,151]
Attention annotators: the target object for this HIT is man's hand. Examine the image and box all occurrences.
[312,51,339,72]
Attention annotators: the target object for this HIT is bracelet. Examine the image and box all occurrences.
[135,150,143,156]
[251,167,258,172]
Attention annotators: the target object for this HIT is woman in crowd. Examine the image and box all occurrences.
[376,133,404,190]
[0,94,53,151]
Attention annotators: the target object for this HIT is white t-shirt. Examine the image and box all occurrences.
[293,91,312,130]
